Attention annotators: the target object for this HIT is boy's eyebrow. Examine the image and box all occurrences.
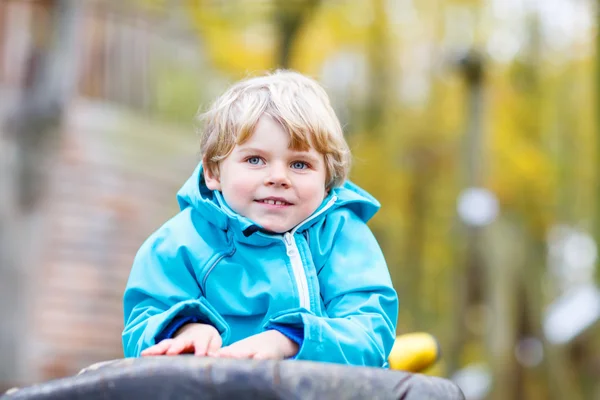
[289,151,321,164]
[237,147,267,155]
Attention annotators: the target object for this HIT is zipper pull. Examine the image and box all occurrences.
[284,232,295,255]
[284,232,292,245]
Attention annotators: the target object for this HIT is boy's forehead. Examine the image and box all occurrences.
[237,122,317,151]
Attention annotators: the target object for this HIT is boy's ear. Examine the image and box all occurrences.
[203,165,222,191]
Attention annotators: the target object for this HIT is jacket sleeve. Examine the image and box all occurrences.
[122,224,231,357]
[265,210,398,367]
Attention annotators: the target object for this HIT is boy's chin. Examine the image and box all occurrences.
[261,226,290,234]
[258,221,294,234]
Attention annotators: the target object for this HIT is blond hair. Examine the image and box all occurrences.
[197,70,350,189]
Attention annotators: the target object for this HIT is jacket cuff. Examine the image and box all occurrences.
[265,308,322,360]
[156,316,210,342]
[269,325,304,359]
[149,298,230,347]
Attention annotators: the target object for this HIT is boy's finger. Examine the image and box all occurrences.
[214,346,232,357]
[142,339,170,353]
[206,335,222,355]
[166,339,189,355]
[193,338,210,356]
[141,339,172,356]
[217,346,253,359]
[140,347,155,356]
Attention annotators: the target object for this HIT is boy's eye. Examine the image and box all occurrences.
[291,161,308,170]
[246,156,264,165]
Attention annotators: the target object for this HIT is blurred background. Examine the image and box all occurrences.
[0,0,599,398]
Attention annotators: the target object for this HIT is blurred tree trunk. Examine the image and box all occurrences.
[519,13,578,399]
[403,146,435,328]
[274,0,320,69]
[485,218,523,400]
[0,0,80,388]
[447,50,487,376]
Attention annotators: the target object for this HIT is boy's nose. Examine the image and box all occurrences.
[265,164,291,188]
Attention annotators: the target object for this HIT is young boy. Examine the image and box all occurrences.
[122,70,398,367]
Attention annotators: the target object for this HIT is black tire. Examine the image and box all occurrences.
[2,357,465,400]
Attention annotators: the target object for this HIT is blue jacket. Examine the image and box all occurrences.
[122,163,398,367]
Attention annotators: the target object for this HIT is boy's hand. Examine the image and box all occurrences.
[141,323,222,357]
[213,330,298,360]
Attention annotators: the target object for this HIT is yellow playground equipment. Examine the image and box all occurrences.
[388,332,441,373]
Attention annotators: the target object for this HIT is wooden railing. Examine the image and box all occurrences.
[0,0,200,113]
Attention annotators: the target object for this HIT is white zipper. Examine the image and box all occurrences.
[280,195,337,311]
[283,232,310,310]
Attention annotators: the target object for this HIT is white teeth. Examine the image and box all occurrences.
[260,199,287,205]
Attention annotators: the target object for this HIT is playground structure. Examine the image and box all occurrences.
[2,335,464,400]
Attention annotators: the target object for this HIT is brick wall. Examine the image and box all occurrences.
[26,100,198,381]
[0,1,204,385]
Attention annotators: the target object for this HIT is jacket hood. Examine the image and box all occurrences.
[176,163,380,236]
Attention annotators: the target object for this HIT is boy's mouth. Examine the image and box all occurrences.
[255,197,293,206]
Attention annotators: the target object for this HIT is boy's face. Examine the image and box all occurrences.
[204,115,328,233]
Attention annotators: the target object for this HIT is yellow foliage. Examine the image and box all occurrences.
[186,1,275,75]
